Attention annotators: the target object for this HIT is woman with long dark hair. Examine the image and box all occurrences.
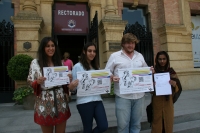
[68,42,108,133]
[151,51,182,133]
[27,37,71,133]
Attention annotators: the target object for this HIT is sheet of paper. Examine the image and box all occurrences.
[154,72,172,96]
[43,66,70,87]
[118,67,154,94]
[76,69,111,96]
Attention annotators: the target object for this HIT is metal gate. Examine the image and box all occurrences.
[89,11,99,64]
[0,19,15,103]
[123,22,154,66]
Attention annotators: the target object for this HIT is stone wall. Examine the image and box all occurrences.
[11,0,200,90]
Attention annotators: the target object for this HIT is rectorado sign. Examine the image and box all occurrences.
[54,2,89,34]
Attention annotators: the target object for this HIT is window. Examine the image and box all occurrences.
[122,7,147,26]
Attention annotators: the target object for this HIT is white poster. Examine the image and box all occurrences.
[118,67,154,94]
[191,15,200,68]
[43,66,70,87]
[76,70,111,96]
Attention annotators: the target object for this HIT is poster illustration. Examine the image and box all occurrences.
[118,67,154,94]
[76,70,111,96]
[43,66,70,87]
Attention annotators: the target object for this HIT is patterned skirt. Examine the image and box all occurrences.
[34,88,71,126]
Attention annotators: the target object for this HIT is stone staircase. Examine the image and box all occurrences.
[0,89,200,133]
[68,89,200,133]
[141,111,200,133]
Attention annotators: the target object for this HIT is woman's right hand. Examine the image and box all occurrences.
[68,79,79,91]
[37,77,46,84]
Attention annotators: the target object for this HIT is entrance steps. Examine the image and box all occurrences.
[0,89,200,133]
[68,89,200,133]
[140,112,200,133]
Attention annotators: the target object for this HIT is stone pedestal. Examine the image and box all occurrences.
[11,11,44,57]
[11,0,44,58]
[23,94,35,110]
[15,80,28,88]
[99,19,127,68]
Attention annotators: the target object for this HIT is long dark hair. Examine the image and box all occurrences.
[155,51,170,72]
[37,37,62,72]
[80,42,98,70]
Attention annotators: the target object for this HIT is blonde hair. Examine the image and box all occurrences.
[121,33,140,47]
[63,52,70,61]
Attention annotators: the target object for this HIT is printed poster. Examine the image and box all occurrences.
[118,67,154,94]
[43,66,70,87]
[76,70,111,96]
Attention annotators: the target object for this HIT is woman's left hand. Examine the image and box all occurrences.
[169,80,176,87]
[68,74,72,82]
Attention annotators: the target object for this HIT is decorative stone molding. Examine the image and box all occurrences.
[157,24,190,37]
[23,0,37,11]
[177,68,200,76]
[105,0,116,16]
[132,0,139,8]
[88,0,101,7]
[40,0,54,4]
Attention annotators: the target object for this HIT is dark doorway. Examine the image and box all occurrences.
[0,20,14,103]
[57,35,86,65]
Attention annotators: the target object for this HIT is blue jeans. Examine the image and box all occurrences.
[115,95,145,133]
[77,101,108,133]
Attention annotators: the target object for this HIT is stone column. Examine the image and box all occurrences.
[99,0,127,68]
[105,0,116,16]
[99,20,127,68]
[88,0,102,22]
[104,0,121,20]
[40,0,54,39]
[11,0,44,58]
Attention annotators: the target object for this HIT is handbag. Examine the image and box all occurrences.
[171,78,182,103]
[146,102,153,126]
[146,94,153,127]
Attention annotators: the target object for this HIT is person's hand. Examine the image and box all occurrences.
[69,79,79,91]
[113,76,120,82]
[37,77,46,84]
[150,66,155,74]
[110,75,113,82]
[169,80,176,87]
[68,74,72,82]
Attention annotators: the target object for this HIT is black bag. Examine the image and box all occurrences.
[146,102,153,127]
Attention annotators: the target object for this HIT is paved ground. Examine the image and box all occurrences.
[0,89,200,133]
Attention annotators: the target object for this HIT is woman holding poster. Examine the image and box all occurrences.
[68,42,108,133]
[151,51,182,133]
[27,37,71,133]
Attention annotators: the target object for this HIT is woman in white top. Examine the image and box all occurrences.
[68,42,108,133]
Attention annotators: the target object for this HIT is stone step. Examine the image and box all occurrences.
[140,120,200,133]
[67,111,200,133]
[141,111,200,130]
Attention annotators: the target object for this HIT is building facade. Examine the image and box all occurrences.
[1,0,200,102]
